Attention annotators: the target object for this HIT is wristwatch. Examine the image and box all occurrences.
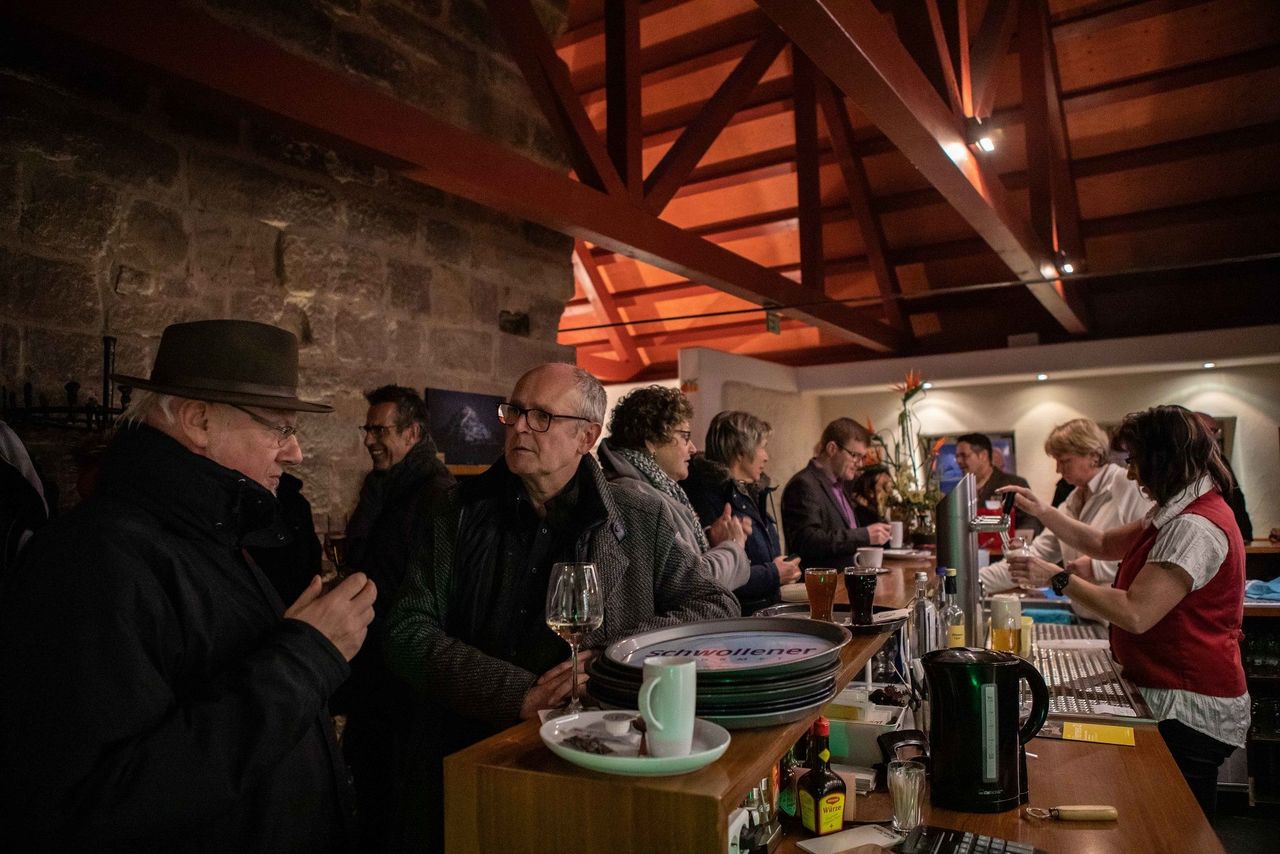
[1050,570,1073,596]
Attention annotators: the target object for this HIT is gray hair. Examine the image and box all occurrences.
[118,390,177,428]
[570,366,607,423]
[705,410,772,467]
[1044,418,1111,466]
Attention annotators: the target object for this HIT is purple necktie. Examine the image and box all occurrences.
[831,482,856,529]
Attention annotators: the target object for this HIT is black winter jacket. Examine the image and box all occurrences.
[681,454,783,614]
[0,425,354,853]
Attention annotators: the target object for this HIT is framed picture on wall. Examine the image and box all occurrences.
[423,388,505,475]
[924,432,1018,495]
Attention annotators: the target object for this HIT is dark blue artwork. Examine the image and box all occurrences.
[928,433,1017,495]
[424,388,505,468]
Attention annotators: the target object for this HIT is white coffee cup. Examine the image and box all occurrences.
[889,521,904,549]
[638,656,696,758]
[855,546,884,568]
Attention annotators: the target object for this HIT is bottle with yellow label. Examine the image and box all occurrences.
[798,716,846,836]
[940,567,966,648]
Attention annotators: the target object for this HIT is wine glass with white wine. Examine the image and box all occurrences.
[545,562,604,717]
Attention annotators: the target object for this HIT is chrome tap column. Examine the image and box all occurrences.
[936,473,1011,646]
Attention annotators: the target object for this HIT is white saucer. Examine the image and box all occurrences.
[540,710,731,776]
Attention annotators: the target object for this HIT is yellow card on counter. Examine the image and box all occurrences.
[1061,721,1135,746]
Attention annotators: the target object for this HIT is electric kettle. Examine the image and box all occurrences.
[922,647,1049,813]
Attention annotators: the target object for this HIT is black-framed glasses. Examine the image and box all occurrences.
[496,402,594,433]
[673,429,693,444]
[839,444,863,460]
[227,403,299,448]
[359,424,397,440]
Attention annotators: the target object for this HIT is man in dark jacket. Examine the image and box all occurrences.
[341,385,455,852]
[0,320,375,853]
[782,418,892,571]
[385,363,738,851]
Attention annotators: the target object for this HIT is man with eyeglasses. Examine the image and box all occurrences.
[341,384,454,853]
[0,320,372,852]
[782,417,892,572]
[385,362,738,851]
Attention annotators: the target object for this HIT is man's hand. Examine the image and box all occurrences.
[995,485,1049,520]
[707,504,746,549]
[773,555,802,585]
[284,573,377,661]
[519,650,598,720]
[866,522,892,546]
[1009,553,1060,589]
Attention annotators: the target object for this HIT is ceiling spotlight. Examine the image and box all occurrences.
[1040,262,1059,280]
[1203,362,1216,369]
[922,381,934,390]
[1055,249,1079,276]
[966,118,998,153]
[1036,373,1049,382]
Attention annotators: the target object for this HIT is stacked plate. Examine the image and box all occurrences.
[587,618,850,729]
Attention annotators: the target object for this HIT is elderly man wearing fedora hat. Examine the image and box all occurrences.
[0,320,374,853]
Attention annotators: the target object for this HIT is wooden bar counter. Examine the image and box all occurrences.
[442,557,1222,853]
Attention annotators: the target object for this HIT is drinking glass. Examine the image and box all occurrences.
[804,568,838,622]
[888,759,926,833]
[321,530,349,591]
[844,567,879,625]
[545,562,604,716]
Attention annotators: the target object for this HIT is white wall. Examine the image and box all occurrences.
[720,380,821,495]
[818,363,1280,535]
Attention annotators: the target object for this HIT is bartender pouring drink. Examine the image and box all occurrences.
[999,405,1248,820]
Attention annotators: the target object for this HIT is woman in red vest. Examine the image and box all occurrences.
[1000,405,1247,820]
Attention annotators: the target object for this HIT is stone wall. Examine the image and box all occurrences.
[0,0,574,521]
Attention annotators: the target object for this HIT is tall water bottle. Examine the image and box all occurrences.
[909,570,940,663]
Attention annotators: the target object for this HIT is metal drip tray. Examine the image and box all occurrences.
[1019,623,1152,722]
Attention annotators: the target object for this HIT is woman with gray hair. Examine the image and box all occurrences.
[681,410,801,614]
[981,417,1152,622]
[598,386,750,592]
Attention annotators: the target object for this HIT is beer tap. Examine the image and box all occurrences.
[935,475,1013,646]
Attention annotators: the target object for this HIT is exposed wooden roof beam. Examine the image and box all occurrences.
[793,48,825,294]
[817,78,909,331]
[745,0,1086,332]
[1051,0,1215,40]
[605,0,644,200]
[12,0,908,353]
[572,241,643,378]
[575,315,808,352]
[969,0,1020,120]
[484,0,624,197]
[643,29,787,213]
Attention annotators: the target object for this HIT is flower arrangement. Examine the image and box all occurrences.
[867,371,943,530]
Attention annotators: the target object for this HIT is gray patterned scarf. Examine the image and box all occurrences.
[614,445,709,552]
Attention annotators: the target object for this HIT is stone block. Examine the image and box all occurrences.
[110,334,157,382]
[447,0,499,50]
[368,5,477,79]
[0,157,16,227]
[112,265,157,297]
[0,84,180,187]
[521,219,573,255]
[389,318,428,364]
[420,217,470,264]
[189,214,280,294]
[280,234,385,302]
[106,295,200,338]
[426,265,472,323]
[402,0,444,19]
[346,195,417,247]
[496,331,572,379]
[0,322,19,384]
[284,295,336,351]
[387,259,432,313]
[336,28,412,85]
[430,327,493,373]
[19,168,118,258]
[228,289,286,325]
[334,307,389,363]
[0,248,100,327]
[469,274,499,325]
[188,152,339,230]
[499,285,566,339]
[115,200,188,272]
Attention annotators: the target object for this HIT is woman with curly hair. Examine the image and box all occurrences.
[847,465,893,529]
[598,386,750,594]
[1001,405,1247,819]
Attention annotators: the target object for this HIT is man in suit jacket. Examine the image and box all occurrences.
[782,418,892,570]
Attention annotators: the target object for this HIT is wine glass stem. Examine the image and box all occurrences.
[567,642,580,712]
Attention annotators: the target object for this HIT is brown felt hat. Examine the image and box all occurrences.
[112,320,333,413]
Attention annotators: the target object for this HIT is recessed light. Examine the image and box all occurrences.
[1203,362,1216,369]
[1060,261,1075,275]
[977,135,996,153]
[1039,262,1059,279]
[1036,373,1049,382]
[922,381,933,390]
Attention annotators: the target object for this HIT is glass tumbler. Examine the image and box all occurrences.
[887,759,926,833]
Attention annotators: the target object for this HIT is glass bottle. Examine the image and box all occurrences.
[941,567,965,648]
[799,717,847,836]
[909,571,939,662]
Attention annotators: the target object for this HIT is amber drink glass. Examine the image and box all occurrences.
[804,568,838,622]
